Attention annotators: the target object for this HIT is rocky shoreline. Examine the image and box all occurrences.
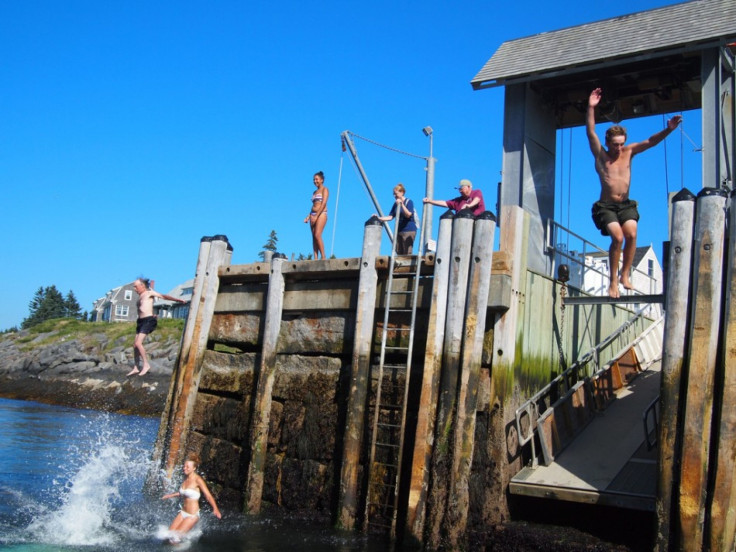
[0,323,178,417]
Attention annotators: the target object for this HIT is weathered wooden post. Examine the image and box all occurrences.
[147,236,214,489]
[709,190,736,552]
[426,210,475,548]
[446,211,496,546]
[245,255,285,513]
[163,235,232,478]
[405,211,454,546]
[655,189,695,552]
[337,216,382,530]
[679,187,727,551]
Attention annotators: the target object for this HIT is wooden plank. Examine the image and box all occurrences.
[679,188,727,551]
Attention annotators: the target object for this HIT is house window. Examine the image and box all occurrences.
[182,287,194,296]
[648,259,654,277]
[115,304,129,317]
[125,290,133,300]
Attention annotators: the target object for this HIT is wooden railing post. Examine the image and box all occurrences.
[655,189,695,551]
[679,187,727,550]
[337,216,382,530]
[446,211,496,546]
[405,211,454,546]
[245,256,286,513]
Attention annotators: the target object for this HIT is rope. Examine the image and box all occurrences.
[662,114,670,196]
[346,131,426,160]
[330,149,344,258]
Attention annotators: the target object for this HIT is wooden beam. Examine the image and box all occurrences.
[337,219,382,530]
[405,212,453,546]
[679,188,727,550]
[655,190,695,552]
[245,257,285,513]
[447,213,497,546]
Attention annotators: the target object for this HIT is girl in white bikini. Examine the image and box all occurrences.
[162,453,221,542]
[303,171,329,260]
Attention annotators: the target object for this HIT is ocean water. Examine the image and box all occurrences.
[0,398,383,552]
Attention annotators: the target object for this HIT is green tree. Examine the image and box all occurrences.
[22,285,79,329]
[258,230,278,261]
[65,290,82,318]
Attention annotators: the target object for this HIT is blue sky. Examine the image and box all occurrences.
[1,0,702,330]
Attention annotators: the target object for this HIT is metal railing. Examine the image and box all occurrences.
[546,219,660,299]
[513,309,664,468]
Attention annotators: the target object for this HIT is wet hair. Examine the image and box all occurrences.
[185,452,201,468]
[393,183,406,194]
[135,277,152,290]
[605,125,627,143]
[314,171,325,181]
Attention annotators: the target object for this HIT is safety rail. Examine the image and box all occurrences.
[643,395,660,451]
[514,309,664,468]
[546,219,660,299]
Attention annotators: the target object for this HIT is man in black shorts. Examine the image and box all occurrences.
[126,278,185,376]
[586,88,681,297]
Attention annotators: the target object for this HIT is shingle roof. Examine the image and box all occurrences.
[472,0,736,89]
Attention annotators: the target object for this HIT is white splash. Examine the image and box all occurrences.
[26,415,152,547]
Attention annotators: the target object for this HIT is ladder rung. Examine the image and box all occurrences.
[378,422,401,429]
[376,441,400,449]
[389,290,413,295]
[385,346,409,351]
[383,364,407,370]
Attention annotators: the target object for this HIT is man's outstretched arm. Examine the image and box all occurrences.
[586,88,603,157]
[629,115,682,155]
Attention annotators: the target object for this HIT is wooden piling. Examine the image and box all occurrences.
[405,211,454,546]
[164,236,232,478]
[426,211,475,548]
[147,236,213,489]
[337,217,382,530]
[245,256,285,513]
[655,190,695,552]
[446,212,497,546]
[678,187,727,551]
[709,190,736,552]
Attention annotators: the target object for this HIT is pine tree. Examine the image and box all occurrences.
[21,285,81,328]
[65,290,82,319]
[258,230,279,261]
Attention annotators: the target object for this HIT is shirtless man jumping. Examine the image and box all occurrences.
[126,278,185,377]
[587,87,681,297]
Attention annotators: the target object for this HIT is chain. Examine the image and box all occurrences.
[558,282,567,370]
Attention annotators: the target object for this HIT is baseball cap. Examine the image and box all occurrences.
[456,179,472,189]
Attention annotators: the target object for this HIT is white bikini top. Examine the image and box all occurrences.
[180,486,201,500]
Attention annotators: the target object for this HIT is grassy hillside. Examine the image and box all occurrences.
[8,317,185,352]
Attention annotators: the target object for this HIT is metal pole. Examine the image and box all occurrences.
[423,127,436,252]
[340,131,393,242]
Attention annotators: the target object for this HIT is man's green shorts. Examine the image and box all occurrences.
[591,199,639,236]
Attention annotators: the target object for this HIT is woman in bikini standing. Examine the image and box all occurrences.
[162,452,221,542]
[303,170,329,260]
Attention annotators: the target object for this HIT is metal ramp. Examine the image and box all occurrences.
[510,315,664,511]
[364,213,424,535]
